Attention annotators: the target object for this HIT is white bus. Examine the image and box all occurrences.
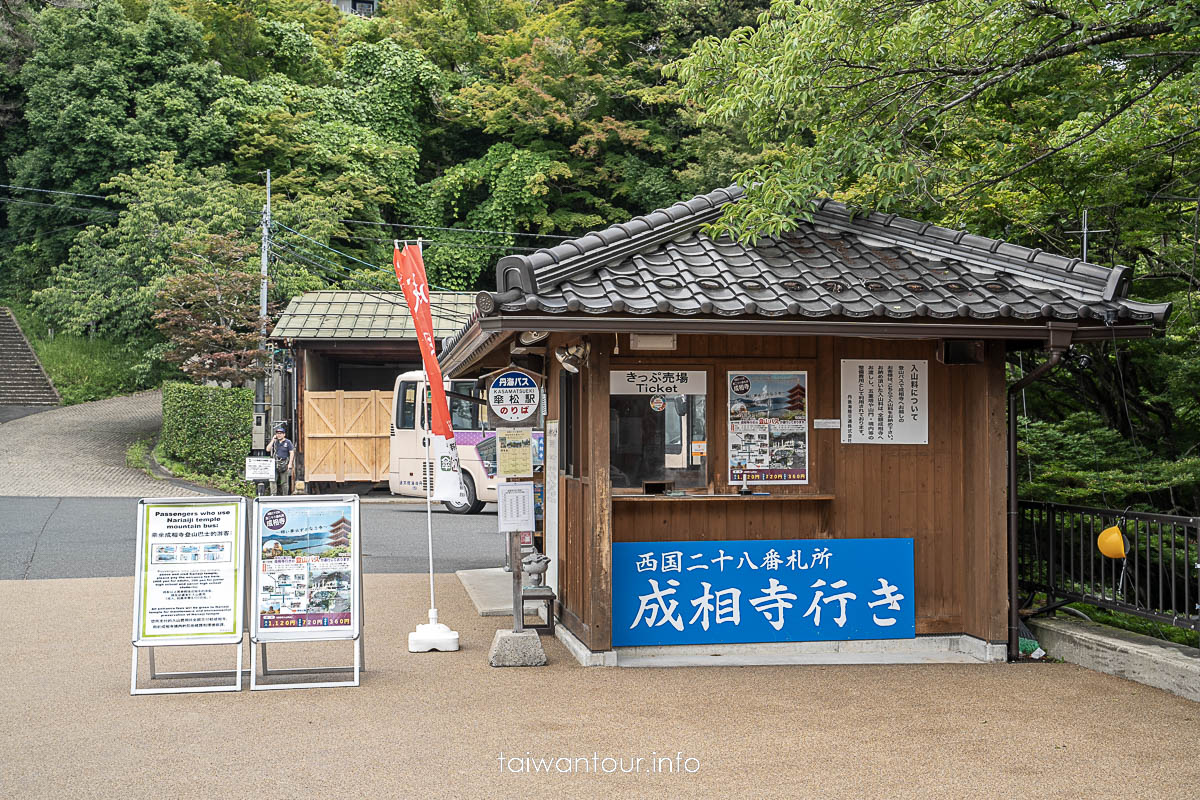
[388,370,544,514]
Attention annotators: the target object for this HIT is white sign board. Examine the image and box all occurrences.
[841,359,928,444]
[488,370,541,423]
[132,497,246,646]
[252,495,361,642]
[245,457,275,481]
[498,481,536,532]
[545,422,559,594]
[610,370,706,395]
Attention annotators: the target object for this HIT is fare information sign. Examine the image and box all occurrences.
[841,359,928,444]
[488,370,541,423]
[252,496,361,642]
[132,497,246,646]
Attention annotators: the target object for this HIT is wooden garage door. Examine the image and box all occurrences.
[303,390,393,482]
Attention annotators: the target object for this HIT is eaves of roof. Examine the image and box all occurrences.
[439,187,1172,370]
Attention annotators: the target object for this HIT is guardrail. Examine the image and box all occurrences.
[1017,500,1200,632]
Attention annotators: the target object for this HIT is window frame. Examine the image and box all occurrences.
[607,367,711,493]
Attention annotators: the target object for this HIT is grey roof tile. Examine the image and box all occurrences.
[462,187,1171,349]
[270,291,475,340]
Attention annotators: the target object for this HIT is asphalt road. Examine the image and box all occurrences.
[0,496,504,579]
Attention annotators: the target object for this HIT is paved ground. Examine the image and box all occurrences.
[2,574,1197,799]
[0,404,54,424]
[0,496,504,578]
[0,391,204,497]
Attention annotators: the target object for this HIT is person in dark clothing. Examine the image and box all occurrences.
[266,424,295,495]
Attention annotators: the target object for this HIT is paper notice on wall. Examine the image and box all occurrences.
[840,359,928,444]
[497,428,534,478]
[727,371,809,484]
[498,481,536,532]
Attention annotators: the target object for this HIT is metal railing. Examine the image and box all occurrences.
[1017,500,1200,632]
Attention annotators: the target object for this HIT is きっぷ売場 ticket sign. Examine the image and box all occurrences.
[132,497,246,646]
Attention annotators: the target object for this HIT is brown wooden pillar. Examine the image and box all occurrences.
[586,337,612,650]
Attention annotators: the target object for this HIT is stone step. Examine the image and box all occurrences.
[0,307,60,405]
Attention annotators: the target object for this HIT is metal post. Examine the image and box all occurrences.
[511,531,524,632]
[256,170,272,445]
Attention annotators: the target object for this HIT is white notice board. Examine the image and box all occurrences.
[498,482,536,532]
[841,359,928,444]
[132,497,247,647]
[245,457,275,481]
[252,495,361,642]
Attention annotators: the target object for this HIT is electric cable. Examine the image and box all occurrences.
[269,247,472,330]
[339,219,573,240]
[270,228,475,311]
[0,183,109,200]
[0,196,119,216]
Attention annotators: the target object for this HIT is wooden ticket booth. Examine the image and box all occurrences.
[439,187,1168,665]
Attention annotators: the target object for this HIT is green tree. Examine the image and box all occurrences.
[4,0,237,290]
[671,0,1200,242]
[153,233,270,384]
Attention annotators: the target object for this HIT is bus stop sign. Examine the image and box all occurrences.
[488,369,540,423]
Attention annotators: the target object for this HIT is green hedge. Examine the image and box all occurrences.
[161,382,253,476]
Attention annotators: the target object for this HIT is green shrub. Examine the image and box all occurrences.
[160,382,253,476]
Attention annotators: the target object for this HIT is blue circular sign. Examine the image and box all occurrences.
[488,370,540,422]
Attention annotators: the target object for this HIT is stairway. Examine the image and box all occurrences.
[0,307,60,405]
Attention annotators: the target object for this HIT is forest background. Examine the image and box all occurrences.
[0,0,1197,515]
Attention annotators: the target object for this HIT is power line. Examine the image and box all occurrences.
[0,183,109,200]
[336,232,541,252]
[270,245,471,322]
[270,223,471,295]
[269,241,471,320]
[0,219,103,246]
[0,196,119,216]
[339,219,572,241]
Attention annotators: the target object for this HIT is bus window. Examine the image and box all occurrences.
[398,381,416,429]
[449,380,478,431]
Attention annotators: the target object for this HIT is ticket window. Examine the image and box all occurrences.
[609,387,707,491]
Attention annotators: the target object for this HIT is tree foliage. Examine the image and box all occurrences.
[153,233,270,383]
[4,0,1199,514]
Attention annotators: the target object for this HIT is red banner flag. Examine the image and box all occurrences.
[394,243,467,504]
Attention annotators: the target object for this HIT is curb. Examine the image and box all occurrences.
[145,445,229,497]
[1027,617,1200,704]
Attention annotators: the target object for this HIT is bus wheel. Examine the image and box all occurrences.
[444,473,485,514]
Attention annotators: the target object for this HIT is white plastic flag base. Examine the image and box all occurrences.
[408,622,460,652]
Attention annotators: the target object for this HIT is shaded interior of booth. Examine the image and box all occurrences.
[465,331,1010,653]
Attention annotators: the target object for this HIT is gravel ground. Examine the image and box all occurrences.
[2,573,1197,799]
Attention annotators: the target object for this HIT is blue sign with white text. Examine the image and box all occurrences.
[612,538,915,646]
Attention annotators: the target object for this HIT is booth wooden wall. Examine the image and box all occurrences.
[546,332,1008,652]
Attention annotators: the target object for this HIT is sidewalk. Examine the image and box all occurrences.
[0,391,204,497]
[3,573,1197,799]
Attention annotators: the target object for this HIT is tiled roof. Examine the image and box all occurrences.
[484,186,1170,325]
[270,291,476,340]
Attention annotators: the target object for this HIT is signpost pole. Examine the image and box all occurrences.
[425,398,438,624]
[510,530,524,632]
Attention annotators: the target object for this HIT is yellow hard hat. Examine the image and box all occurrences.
[1097,525,1127,559]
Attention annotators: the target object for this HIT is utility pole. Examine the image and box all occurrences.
[255,169,271,452]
